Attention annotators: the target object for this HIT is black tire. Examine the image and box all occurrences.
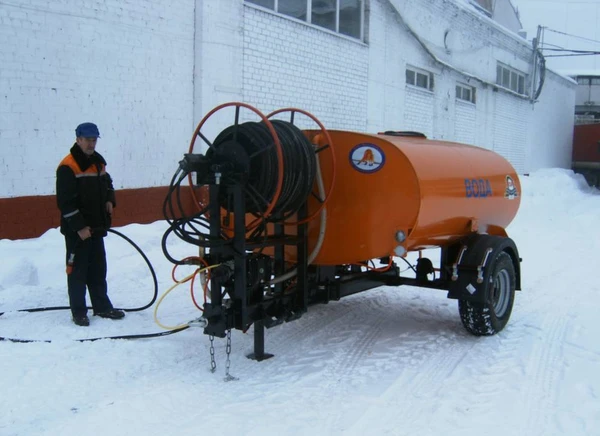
[458,251,516,336]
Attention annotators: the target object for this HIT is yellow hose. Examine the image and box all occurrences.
[154,264,220,330]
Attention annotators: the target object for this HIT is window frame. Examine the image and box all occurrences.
[496,62,527,95]
[406,66,434,91]
[456,82,476,104]
[577,76,600,86]
[245,0,365,41]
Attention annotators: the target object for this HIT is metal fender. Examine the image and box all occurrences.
[447,234,521,303]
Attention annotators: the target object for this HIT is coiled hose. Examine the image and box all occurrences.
[162,120,319,262]
[211,119,316,219]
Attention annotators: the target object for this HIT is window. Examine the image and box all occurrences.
[338,0,362,38]
[280,0,307,20]
[496,63,527,94]
[245,0,364,40]
[248,0,274,7]
[406,67,434,91]
[518,75,525,94]
[312,0,335,31]
[456,83,476,103]
[578,77,600,85]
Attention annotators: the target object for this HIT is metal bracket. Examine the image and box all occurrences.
[451,245,468,281]
[187,317,208,328]
[476,248,494,283]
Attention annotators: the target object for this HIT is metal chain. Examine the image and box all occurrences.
[209,335,216,373]
[224,329,238,382]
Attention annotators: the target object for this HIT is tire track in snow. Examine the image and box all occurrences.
[508,273,576,435]
[263,300,356,356]
[343,288,530,432]
[437,330,528,434]
[320,304,388,431]
[326,307,387,378]
[349,319,560,436]
[521,309,569,436]
[418,297,571,435]
[319,293,392,377]
[315,292,475,432]
[235,297,370,387]
[349,334,477,434]
[263,289,398,359]
[234,293,395,426]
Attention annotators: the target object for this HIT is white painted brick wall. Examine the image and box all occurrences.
[527,70,576,172]
[454,101,477,146]
[0,0,195,197]
[241,6,369,131]
[370,0,575,173]
[493,93,529,173]
[0,0,576,199]
[404,87,434,137]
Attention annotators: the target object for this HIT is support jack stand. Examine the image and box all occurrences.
[247,321,274,361]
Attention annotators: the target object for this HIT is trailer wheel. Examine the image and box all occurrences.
[458,251,515,336]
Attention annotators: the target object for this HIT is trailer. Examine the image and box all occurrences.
[161,102,522,361]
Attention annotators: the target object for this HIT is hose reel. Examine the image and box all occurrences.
[188,103,334,227]
[162,102,335,258]
[210,119,317,219]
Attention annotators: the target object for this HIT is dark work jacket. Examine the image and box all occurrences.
[56,144,116,237]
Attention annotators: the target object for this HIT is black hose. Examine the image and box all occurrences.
[399,256,418,274]
[0,228,186,343]
[162,120,318,259]
[533,48,546,101]
[107,228,158,312]
[211,120,316,218]
[1,325,190,344]
[267,120,316,219]
[161,160,235,264]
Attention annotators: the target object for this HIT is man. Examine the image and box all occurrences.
[56,122,125,326]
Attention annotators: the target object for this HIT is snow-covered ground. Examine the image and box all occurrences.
[1,168,599,436]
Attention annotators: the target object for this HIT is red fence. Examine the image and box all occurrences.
[0,187,196,240]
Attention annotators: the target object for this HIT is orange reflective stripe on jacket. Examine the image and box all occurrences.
[58,154,106,177]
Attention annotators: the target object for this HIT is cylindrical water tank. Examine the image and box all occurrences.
[298,130,521,265]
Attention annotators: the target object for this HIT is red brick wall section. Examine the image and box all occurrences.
[0,187,198,240]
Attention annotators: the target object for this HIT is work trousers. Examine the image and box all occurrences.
[65,235,114,317]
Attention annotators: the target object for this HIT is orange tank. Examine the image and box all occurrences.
[291,130,521,265]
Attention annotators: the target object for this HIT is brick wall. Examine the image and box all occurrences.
[1,0,577,240]
[380,0,574,171]
[242,5,369,131]
[389,0,533,77]
[527,70,577,171]
[455,100,478,146]
[493,92,529,173]
[404,87,435,137]
[0,187,197,240]
[0,0,195,198]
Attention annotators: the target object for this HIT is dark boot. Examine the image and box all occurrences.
[72,315,90,326]
[96,309,125,320]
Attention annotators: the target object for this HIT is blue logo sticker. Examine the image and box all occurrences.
[349,143,385,173]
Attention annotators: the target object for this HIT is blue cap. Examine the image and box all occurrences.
[75,122,100,138]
